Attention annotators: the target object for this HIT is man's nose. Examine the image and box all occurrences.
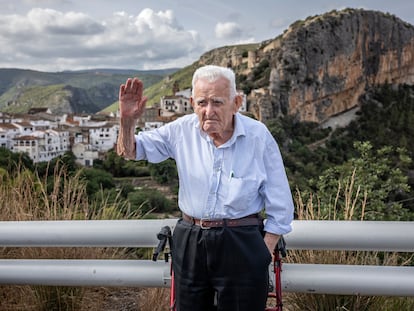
[207,102,218,113]
[204,103,214,116]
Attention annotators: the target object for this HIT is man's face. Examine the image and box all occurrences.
[191,77,241,141]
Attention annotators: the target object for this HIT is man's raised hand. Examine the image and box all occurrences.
[119,78,148,120]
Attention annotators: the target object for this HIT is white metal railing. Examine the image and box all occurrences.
[0,220,413,296]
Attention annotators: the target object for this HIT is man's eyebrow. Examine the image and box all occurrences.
[194,97,225,101]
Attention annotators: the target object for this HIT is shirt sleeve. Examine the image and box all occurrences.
[261,134,294,235]
[135,124,175,163]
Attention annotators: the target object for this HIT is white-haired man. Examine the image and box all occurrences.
[117,65,294,310]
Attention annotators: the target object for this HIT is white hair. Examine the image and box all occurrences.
[191,65,237,99]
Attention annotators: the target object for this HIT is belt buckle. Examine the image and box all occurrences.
[200,218,211,229]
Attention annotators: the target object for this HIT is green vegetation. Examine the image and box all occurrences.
[128,187,174,215]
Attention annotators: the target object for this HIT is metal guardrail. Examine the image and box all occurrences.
[0,220,413,296]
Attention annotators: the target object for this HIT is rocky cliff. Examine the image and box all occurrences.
[253,8,414,123]
[198,8,414,124]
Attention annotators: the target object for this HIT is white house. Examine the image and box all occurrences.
[0,123,20,150]
[160,95,192,117]
[88,124,119,152]
[72,142,99,167]
[30,118,58,130]
[13,121,35,136]
[13,129,70,163]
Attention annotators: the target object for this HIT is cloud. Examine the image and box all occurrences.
[24,8,104,36]
[0,8,203,71]
[23,0,69,4]
[215,22,243,40]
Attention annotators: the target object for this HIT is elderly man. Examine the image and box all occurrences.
[117,65,294,311]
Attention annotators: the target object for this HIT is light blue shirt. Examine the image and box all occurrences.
[135,113,294,235]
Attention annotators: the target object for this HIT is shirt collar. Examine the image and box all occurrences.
[195,112,246,147]
[231,112,246,139]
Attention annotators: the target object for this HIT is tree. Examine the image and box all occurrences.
[149,159,178,185]
[79,168,115,199]
[315,141,412,220]
[101,149,127,176]
[0,147,34,173]
[127,187,173,214]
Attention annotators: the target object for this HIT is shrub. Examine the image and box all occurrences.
[128,187,174,215]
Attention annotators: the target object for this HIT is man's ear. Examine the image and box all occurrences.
[233,95,242,113]
[190,97,195,109]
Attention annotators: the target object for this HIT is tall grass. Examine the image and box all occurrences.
[0,163,147,310]
[283,174,414,311]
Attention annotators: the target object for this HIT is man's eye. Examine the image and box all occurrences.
[197,100,207,106]
[212,100,223,105]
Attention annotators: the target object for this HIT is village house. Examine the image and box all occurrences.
[159,95,192,117]
[88,123,119,151]
[0,123,20,150]
[71,142,99,167]
[13,129,70,163]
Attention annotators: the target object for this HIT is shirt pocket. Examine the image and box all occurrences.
[224,177,258,208]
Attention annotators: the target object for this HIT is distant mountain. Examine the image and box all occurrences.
[0,68,178,114]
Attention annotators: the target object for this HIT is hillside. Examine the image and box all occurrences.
[0,68,177,114]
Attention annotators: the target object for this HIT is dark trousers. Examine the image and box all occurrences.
[172,219,271,311]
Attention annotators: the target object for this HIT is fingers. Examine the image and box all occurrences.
[119,84,126,100]
[131,78,140,94]
[120,78,143,95]
[125,78,133,92]
[126,78,142,93]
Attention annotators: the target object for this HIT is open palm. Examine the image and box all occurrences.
[119,78,148,120]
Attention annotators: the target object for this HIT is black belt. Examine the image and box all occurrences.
[182,212,261,229]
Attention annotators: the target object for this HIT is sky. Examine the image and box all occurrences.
[1,0,414,72]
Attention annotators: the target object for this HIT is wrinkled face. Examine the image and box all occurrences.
[191,77,241,142]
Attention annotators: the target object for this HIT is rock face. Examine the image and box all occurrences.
[260,8,414,123]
